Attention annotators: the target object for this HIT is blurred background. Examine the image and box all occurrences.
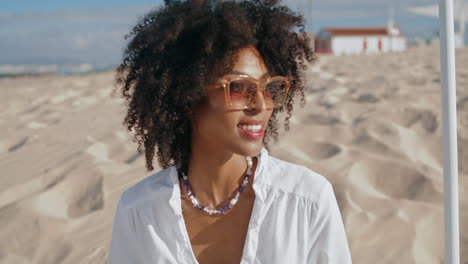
[1,0,465,75]
[0,0,467,263]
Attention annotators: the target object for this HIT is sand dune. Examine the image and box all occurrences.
[0,44,467,263]
[272,44,468,263]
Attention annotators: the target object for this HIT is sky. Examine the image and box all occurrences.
[0,0,442,65]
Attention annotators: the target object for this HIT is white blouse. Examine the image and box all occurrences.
[109,147,352,263]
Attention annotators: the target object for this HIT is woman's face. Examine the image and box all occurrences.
[191,45,273,157]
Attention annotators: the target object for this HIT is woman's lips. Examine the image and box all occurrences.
[237,125,265,140]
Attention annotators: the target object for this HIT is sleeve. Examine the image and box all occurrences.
[108,199,143,264]
[307,181,352,264]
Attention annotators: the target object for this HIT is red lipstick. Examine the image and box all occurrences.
[237,120,265,140]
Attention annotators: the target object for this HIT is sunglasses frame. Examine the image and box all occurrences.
[218,73,290,110]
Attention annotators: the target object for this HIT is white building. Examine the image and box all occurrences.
[314,26,407,55]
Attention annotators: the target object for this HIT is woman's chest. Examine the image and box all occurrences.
[135,185,315,263]
[181,192,256,264]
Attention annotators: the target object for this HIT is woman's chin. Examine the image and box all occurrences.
[232,142,263,157]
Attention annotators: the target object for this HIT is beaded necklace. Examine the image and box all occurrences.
[180,156,253,215]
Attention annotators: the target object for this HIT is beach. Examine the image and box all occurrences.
[0,44,466,263]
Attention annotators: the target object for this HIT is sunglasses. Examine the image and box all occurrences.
[218,73,290,110]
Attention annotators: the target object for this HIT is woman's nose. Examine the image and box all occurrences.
[245,89,269,111]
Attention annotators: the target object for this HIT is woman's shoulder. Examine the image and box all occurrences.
[261,155,331,203]
[117,166,174,212]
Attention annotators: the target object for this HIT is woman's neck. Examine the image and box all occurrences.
[185,145,256,208]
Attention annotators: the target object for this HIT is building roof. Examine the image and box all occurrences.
[319,27,402,37]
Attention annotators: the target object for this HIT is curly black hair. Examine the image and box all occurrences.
[114,0,316,174]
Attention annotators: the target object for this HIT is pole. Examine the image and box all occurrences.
[439,0,460,263]
[460,0,465,46]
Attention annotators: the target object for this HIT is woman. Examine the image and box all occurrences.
[109,0,352,263]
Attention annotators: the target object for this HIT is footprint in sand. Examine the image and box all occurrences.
[352,131,401,158]
[419,111,438,133]
[350,159,442,204]
[307,113,341,126]
[8,136,29,152]
[125,152,144,164]
[20,104,41,115]
[31,158,104,219]
[0,204,65,262]
[42,111,62,125]
[457,96,468,111]
[354,93,380,104]
[317,94,339,109]
[400,107,438,133]
[366,121,400,146]
[302,142,342,160]
[407,75,428,86]
[458,137,468,175]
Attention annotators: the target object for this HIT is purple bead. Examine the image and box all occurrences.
[181,159,252,215]
[220,203,231,211]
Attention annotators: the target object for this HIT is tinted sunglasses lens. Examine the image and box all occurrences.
[265,79,288,108]
[229,79,259,105]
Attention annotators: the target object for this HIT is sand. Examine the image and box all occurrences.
[0,44,466,263]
